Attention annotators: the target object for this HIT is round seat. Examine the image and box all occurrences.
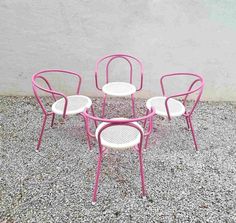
[102,82,136,97]
[52,95,92,115]
[95,119,143,150]
[146,96,185,117]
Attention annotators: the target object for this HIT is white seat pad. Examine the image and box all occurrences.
[102,82,136,97]
[52,95,92,115]
[95,118,143,150]
[146,96,185,117]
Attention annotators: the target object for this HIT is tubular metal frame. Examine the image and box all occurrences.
[32,69,96,151]
[95,54,144,117]
[83,107,155,204]
[148,72,204,150]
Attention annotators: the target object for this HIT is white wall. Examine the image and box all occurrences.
[1,0,236,101]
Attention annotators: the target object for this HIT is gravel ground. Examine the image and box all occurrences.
[0,96,236,222]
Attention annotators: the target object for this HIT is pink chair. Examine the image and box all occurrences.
[146,73,204,150]
[83,107,156,204]
[95,54,144,117]
[32,69,96,151]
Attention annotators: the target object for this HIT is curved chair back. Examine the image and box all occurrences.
[32,69,82,118]
[83,107,155,152]
[95,53,144,91]
[160,72,204,119]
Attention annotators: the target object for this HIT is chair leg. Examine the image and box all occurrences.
[90,105,97,128]
[92,152,103,204]
[102,94,107,118]
[185,115,190,130]
[138,145,146,198]
[131,94,136,117]
[188,116,198,151]
[36,114,47,151]
[81,114,92,151]
[51,113,55,127]
[143,109,149,128]
[144,134,150,150]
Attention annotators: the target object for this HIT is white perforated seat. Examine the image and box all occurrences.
[146,96,185,117]
[52,95,92,115]
[95,118,143,150]
[102,82,136,97]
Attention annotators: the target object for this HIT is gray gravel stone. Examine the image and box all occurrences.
[0,96,236,222]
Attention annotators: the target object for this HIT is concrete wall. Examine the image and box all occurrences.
[1,0,236,101]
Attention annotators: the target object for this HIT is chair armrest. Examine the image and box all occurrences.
[33,81,68,118]
[164,84,203,120]
[160,74,174,96]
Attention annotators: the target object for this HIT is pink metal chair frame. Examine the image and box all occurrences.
[32,69,96,151]
[83,107,155,204]
[95,53,144,117]
[146,72,204,150]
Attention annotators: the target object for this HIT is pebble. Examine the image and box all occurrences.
[0,96,235,222]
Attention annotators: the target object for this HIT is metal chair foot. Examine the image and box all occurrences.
[92,201,96,206]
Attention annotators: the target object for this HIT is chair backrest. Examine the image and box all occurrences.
[83,108,155,152]
[32,69,82,118]
[95,53,144,91]
[160,72,204,118]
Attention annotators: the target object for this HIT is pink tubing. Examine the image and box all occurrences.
[101,94,107,118]
[32,69,85,151]
[95,54,144,117]
[92,153,103,203]
[188,116,198,150]
[159,72,204,150]
[36,114,48,151]
[131,93,136,117]
[83,107,155,203]
[95,53,144,91]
